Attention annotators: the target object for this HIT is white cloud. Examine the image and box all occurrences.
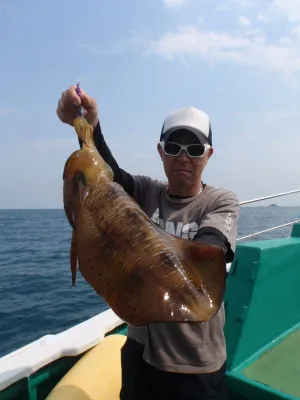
[228,1,300,24]
[146,25,300,75]
[257,13,270,23]
[279,36,292,45]
[218,0,300,25]
[291,25,300,37]
[232,0,255,8]
[244,28,262,36]
[216,4,231,11]
[162,0,188,9]
[239,16,251,25]
[274,0,300,22]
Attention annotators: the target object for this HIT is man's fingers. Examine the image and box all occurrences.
[57,100,75,125]
[57,107,64,122]
[80,91,97,111]
[57,85,97,127]
[57,97,65,111]
[66,85,82,107]
[57,104,69,123]
[61,85,97,111]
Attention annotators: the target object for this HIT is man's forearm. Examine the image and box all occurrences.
[193,226,234,263]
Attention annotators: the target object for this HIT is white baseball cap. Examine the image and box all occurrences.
[160,106,212,145]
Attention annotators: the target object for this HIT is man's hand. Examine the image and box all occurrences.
[57,85,99,129]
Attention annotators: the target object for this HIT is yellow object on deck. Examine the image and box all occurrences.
[46,334,126,400]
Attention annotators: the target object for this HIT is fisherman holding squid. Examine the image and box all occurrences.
[57,85,240,400]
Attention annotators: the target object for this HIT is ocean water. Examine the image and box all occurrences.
[0,207,299,358]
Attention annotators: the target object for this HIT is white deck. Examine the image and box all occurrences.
[0,309,123,392]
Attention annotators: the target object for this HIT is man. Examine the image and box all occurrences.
[57,86,240,399]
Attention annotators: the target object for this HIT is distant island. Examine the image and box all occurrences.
[268,204,278,207]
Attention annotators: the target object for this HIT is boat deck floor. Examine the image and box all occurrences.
[241,327,300,398]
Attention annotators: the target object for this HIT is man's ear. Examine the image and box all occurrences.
[157,142,164,161]
[203,147,214,166]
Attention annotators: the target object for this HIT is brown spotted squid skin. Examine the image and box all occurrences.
[63,117,227,325]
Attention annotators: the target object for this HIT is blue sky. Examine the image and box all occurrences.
[1,0,300,208]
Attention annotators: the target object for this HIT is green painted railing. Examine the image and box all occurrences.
[225,223,300,400]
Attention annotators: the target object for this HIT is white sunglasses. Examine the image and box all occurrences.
[160,141,210,158]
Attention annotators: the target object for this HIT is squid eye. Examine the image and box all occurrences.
[76,173,85,188]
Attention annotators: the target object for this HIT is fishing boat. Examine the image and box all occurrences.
[1,189,299,400]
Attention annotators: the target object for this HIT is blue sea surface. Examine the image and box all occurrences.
[0,207,299,358]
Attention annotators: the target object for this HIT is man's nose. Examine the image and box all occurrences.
[178,149,189,161]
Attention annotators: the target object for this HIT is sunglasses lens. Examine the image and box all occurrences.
[187,144,205,157]
[164,142,181,156]
[162,142,207,157]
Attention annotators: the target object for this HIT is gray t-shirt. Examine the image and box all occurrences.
[127,175,240,374]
